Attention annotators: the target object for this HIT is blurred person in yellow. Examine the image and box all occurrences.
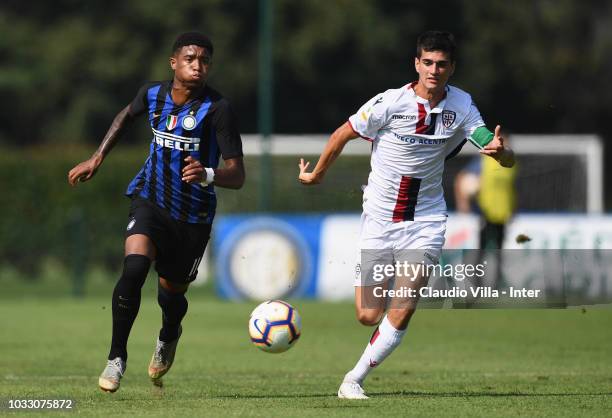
[478,153,518,247]
[455,152,517,249]
[455,149,517,295]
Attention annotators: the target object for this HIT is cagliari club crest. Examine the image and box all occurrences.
[442,110,456,128]
[166,115,178,130]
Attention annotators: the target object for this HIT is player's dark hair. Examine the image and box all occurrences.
[172,32,214,56]
[416,31,456,63]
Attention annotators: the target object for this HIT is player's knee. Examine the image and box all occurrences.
[125,234,156,259]
[158,279,186,302]
[119,254,151,292]
[356,309,384,326]
[159,277,189,294]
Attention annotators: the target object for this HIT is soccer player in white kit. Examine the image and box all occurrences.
[298,31,515,399]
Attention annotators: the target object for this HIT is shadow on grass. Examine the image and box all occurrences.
[369,390,612,398]
[212,390,612,400]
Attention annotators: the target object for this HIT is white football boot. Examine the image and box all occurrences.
[148,325,182,384]
[98,357,126,393]
[338,378,369,399]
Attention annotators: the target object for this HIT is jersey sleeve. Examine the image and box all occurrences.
[347,92,391,141]
[461,101,487,145]
[213,100,243,160]
[128,84,151,117]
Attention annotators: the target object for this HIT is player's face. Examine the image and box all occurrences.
[170,45,211,87]
[414,50,455,91]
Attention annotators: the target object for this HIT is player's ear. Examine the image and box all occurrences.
[414,57,420,72]
[449,61,456,77]
[169,56,177,71]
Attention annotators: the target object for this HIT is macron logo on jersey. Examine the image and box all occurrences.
[391,114,417,121]
[152,128,200,151]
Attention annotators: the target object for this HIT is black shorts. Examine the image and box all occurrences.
[125,197,212,283]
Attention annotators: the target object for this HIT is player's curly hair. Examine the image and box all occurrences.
[172,32,214,56]
[416,31,456,63]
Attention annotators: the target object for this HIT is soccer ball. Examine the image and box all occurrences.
[248,300,301,353]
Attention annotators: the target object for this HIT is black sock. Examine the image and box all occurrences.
[157,283,188,342]
[108,254,151,361]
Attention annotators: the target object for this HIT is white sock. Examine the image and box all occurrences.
[345,316,407,384]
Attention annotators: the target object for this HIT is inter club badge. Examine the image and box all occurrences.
[182,115,197,130]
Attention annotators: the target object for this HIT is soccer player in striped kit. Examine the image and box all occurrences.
[68,32,245,392]
[299,31,515,399]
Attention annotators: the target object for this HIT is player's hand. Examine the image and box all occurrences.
[479,125,515,167]
[182,156,205,183]
[479,125,505,157]
[298,158,321,185]
[67,155,102,186]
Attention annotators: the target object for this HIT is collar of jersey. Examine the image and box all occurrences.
[167,80,208,107]
[407,82,449,114]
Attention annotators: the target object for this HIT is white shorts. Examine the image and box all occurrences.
[355,213,446,287]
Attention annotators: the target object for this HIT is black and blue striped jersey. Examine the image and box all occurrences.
[126,81,243,224]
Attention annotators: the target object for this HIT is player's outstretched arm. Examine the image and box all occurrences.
[298,122,359,185]
[479,125,515,168]
[181,156,245,189]
[67,104,135,186]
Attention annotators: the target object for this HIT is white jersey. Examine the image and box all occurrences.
[348,82,486,223]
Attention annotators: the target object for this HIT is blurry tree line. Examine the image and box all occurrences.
[2,0,611,143]
[1,0,612,280]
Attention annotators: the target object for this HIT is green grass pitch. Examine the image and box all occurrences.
[1,296,611,417]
